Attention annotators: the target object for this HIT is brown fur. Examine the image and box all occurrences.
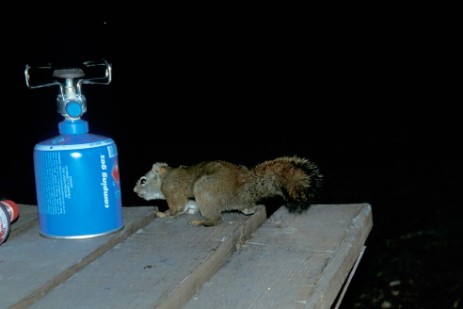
[133,156,322,226]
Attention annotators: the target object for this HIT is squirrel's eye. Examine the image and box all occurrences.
[140,177,147,185]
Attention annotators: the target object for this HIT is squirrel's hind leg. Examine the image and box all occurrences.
[189,175,226,226]
[189,216,223,227]
[189,197,223,227]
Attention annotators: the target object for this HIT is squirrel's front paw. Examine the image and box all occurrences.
[241,206,258,215]
[156,211,168,218]
[156,209,176,218]
[188,220,203,226]
[156,209,183,218]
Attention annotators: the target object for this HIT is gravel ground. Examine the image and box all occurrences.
[334,137,462,309]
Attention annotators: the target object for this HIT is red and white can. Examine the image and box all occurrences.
[0,200,19,245]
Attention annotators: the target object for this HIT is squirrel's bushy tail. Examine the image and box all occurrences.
[252,156,323,212]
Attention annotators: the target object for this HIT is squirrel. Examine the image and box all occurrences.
[133,156,323,226]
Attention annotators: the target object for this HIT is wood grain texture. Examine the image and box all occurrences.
[1,205,158,309]
[184,203,373,309]
[8,204,38,238]
[1,204,372,309]
[2,204,266,309]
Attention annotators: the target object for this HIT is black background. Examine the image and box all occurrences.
[1,2,460,308]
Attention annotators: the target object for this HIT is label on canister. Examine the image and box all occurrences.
[34,137,123,238]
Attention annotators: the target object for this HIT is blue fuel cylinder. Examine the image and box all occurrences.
[34,119,124,238]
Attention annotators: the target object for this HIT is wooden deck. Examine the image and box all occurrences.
[1,203,372,309]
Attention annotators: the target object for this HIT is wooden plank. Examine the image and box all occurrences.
[9,204,38,238]
[19,205,267,309]
[306,204,372,309]
[0,204,158,309]
[184,203,373,309]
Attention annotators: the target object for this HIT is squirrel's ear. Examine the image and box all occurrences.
[152,162,169,174]
[158,166,169,175]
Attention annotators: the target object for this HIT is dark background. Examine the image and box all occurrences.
[1,3,460,308]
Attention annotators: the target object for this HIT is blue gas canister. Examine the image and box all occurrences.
[25,60,124,238]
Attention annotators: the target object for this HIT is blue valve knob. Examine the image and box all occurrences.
[65,100,83,118]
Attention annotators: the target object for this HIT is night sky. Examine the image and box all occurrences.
[1,3,460,307]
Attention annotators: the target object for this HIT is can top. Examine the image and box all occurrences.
[0,200,19,222]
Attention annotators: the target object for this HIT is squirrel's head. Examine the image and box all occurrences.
[133,163,170,201]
